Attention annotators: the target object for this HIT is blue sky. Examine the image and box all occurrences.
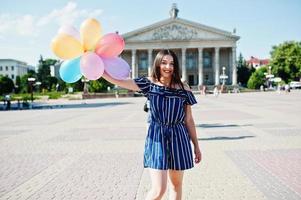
[0,0,300,66]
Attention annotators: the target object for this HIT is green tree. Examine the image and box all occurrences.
[15,76,21,93]
[237,53,255,87]
[247,66,267,89]
[19,70,37,93]
[270,41,301,83]
[89,78,114,92]
[37,55,59,91]
[0,75,15,95]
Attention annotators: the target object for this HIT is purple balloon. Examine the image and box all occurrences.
[102,57,130,80]
[80,52,104,80]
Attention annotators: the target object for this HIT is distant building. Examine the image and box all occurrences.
[0,59,35,83]
[247,56,270,69]
[121,4,240,86]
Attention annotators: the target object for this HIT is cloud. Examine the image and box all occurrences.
[0,1,103,36]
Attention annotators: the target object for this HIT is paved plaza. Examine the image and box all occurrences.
[0,90,301,200]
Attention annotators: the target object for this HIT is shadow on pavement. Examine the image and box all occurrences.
[199,136,255,141]
[196,123,252,129]
[1,102,131,111]
[33,102,131,110]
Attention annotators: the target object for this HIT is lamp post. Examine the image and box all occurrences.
[27,77,36,102]
[81,78,89,95]
[219,66,228,86]
[265,66,274,89]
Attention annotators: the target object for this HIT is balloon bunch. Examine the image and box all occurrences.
[51,18,130,83]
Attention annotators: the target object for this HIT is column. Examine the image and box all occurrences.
[198,47,203,86]
[131,49,136,79]
[214,47,220,85]
[229,48,232,84]
[232,47,237,85]
[181,48,186,82]
[148,49,153,76]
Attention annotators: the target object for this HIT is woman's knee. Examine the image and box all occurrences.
[150,186,167,199]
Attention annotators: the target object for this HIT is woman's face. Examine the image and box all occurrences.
[159,55,174,79]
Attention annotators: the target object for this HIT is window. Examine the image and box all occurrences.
[203,52,212,68]
[11,74,14,79]
[11,66,14,71]
[0,66,2,71]
[186,52,196,70]
[5,66,8,71]
[138,52,148,70]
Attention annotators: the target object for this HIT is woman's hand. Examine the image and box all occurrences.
[194,146,202,164]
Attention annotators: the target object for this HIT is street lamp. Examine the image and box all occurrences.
[81,78,89,95]
[27,77,36,102]
[265,66,274,89]
[219,66,228,86]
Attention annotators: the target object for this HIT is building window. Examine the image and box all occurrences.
[0,66,2,71]
[186,52,196,70]
[5,66,8,71]
[205,74,209,82]
[203,52,212,68]
[11,66,14,71]
[138,52,148,70]
[11,74,14,79]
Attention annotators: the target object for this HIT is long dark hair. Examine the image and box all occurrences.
[150,49,184,89]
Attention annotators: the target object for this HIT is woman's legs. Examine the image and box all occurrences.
[168,170,184,200]
[145,169,168,200]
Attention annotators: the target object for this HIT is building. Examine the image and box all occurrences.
[247,56,270,69]
[121,4,240,86]
[0,59,35,83]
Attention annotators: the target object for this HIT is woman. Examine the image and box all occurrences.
[102,49,201,200]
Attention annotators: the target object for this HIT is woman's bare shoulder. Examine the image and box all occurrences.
[182,82,192,91]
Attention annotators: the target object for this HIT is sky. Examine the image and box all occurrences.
[0,0,300,66]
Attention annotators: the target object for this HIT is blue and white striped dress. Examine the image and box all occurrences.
[134,77,197,170]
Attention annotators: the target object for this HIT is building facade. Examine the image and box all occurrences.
[0,59,35,83]
[247,56,270,70]
[121,4,240,86]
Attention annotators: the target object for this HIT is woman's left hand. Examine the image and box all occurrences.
[194,146,202,164]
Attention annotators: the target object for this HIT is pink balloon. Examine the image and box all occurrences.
[95,33,125,58]
[103,57,130,80]
[80,52,104,80]
[58,25,81,41]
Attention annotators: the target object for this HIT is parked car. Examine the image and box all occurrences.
[289,81,301,89]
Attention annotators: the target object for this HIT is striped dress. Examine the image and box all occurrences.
[134,77,197,170]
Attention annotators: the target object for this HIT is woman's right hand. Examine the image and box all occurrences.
[102,72,140,91]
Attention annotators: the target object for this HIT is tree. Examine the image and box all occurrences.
[270,41,301,83]
[237,53,255,87]
[0,75,15,95]
[89,78,114,92]
[15,76,21,93]
[247,66,267,89]
[37,55,59,91]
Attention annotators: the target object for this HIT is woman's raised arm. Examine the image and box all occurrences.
[102,72,140,91]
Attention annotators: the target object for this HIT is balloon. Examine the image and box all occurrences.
[58,25,81,41]
[80,52,104,80]
[95,33,125,58]
[103,57,130,80]
[51,33,84,60]
[80,18,102,51]
[59,57,82,83]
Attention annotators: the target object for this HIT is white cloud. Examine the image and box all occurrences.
[0,1,103,36]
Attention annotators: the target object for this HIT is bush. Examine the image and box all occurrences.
[247,67,267,89]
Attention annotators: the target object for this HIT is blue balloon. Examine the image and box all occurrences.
[59,57,82,83]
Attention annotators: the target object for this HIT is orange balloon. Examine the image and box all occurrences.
[51,34,84,60]
[80,18,102,51]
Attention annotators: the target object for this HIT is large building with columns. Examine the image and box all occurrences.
[121,4,240,86]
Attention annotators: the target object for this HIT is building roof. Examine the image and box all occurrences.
[122,4,240,42]
[0,58,27,65]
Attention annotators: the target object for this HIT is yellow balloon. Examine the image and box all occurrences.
[51,34,84,60]
[80,18,102,51]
